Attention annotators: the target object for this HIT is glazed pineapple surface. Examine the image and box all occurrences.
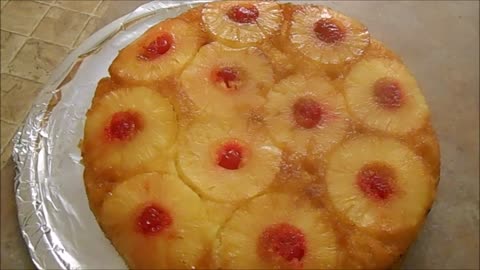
[82,1,440,269]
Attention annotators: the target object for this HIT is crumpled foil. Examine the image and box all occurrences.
[12,1,212,269]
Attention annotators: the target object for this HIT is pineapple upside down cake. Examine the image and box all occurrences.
[81,1,440,269]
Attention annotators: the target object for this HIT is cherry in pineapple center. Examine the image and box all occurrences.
[227,5,259,24]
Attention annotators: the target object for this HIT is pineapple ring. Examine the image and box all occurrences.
[265,74,350,155]
[109,19,204,85]
[100,173,212,269]
[176,118,282,202]
[216,193,339,269]
[344,58,429,135]
[325,135,434,234]
[202,1,283,46]
[179,42,274,116]
[83,87,176,178]
[289,5,370,65]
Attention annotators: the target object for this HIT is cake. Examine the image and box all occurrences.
[81,1,440,269]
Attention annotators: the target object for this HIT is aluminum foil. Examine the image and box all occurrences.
[13,1,212,269]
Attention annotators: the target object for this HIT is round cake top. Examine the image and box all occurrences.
[82,1,439,269]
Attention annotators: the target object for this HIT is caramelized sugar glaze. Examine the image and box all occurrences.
[82,2,440,269]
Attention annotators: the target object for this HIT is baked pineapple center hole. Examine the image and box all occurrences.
[227,4,259,24]
[216,141,244,170]
[293,97,323,129]
[214,67,240,90]
[105,111,143,142]
[136,204,172,235]
[314,19,346,44]
[258,223,306,263]
[373,77,405,109]
[357,162,396,201]
[139,33,173,61]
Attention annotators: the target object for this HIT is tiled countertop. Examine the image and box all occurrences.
[1,1,479,269]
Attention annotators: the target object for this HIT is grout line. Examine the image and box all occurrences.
[0,72,44,85]
[71,15,94,49]
[47,2,103,17]
[4,36,70,83]
[15,36,70,50]
[1,29,30,38]
[4,37,29,73]
[1,0,9,9]
[1,145,12,159]
[1,118,19,126]
[29,4,99,49]
[28,4,51,36]
[0,29,29,38]
[0,121,19,154]
[33,0,52,6]
[92,0,104,15]
[0,31,28,71]
[8,2,53,67]
[67,15,92,49]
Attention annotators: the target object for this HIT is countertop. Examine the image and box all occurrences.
[1,1,478,269]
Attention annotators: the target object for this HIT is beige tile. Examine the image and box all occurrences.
[1,73,41,94]
[1,1,8,9]
[95,0,148,18]
[0,1,49,35]
[32,7,89,47]
[7,39,69,83]
[55,0,101,13]
[93,0,149,38]
[1,76,41,124]
[1,140,13,169]
[74,16,108,47]
[0,31,27,72]
[0,121,17,152]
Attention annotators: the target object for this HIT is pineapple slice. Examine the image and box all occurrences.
[258,42,296,80]
[109,18,205,86]
[92,77,118,104]
[344,58,429,135]
[204,200,237,237]
[325,135,434,235]
[83,168,115,216]
[216,193,339,269]
[202,1,283,47]
[408,125,441,179]
[265,74,349,155]
[179,42,273,116]
[288,5,370,65]
[83,86,176,179]
[100,172,212,269]
[176,117,281,202]
[273,151,315,193]
[340,228,401,269]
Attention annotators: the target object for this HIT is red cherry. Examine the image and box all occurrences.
[105,111,143,142]
[136,205,172,235]
[314,19,346,44]
[139,33,173,61]
[227,5,259,24]
[258,223,306,263]
[374,78,405,109]
[293,98,323,129]
[214,67,239,89]
[217,141,244,170]
[357,163,395,200]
